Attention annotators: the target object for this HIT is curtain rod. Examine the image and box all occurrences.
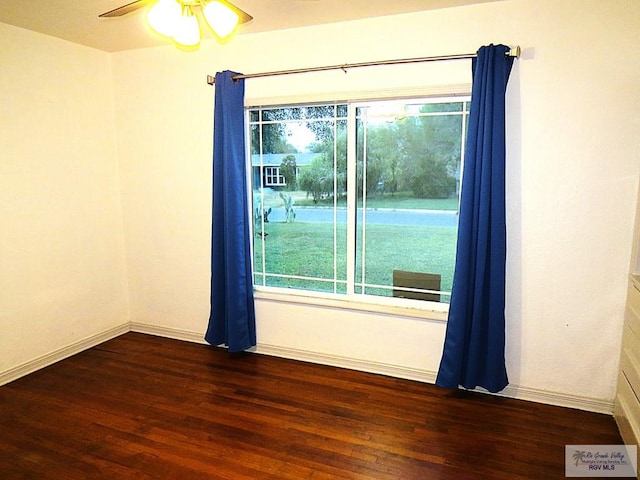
[206,46,520,85]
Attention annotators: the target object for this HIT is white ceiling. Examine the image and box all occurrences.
[0,0,499,52]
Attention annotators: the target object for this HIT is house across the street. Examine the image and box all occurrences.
[251,153,317,188]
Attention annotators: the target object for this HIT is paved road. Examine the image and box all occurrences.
[266,206,458,227]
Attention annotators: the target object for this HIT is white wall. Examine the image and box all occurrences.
[111,0,640,410]
[0,24,130,377]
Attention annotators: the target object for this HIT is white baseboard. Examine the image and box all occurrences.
[255,342,614,414]
[255,342,437,383]
[129,322,208,345]
[1,321,615,415]
[0,323,129,387]
[497,384,614,415]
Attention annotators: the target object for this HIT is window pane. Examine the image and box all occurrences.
[249,105,348,294]
[355,100,465,303]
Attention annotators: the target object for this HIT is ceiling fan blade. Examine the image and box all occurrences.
[99,0,152,18]
[224,1,253,24]
[99,0,253,25]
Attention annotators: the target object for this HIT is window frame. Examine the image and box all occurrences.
[246,89,471,320]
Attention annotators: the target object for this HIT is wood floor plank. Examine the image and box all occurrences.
[0,332,624,479]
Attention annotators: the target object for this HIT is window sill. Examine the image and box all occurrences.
[253,289,449,323]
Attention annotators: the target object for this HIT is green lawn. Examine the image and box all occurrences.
[253,220,457,302]
[358,192,459,211]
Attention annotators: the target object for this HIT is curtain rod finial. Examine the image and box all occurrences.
[509,46,521,58]
[207,75,215,85]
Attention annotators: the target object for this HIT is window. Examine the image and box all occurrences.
[249,96,469,307]
[263,166,286,186]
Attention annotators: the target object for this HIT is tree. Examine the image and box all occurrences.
[250,123,297,155]
[358,124,400,196]
[298,155,335,203]
[251,105,342,156]
[405,153,457,198]
[301,122,348,201]
[280,155,297,190]
[300,106,344,144]
[396,111,461,199]
[252,102,462,200]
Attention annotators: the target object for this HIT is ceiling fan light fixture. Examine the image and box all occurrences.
[202,1,240,39]
[172,6,201,47]
[147,0,181,37]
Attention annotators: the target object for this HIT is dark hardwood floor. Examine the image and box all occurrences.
[0,333,623,479]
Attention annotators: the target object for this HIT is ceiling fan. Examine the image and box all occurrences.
[99,0,253,47]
